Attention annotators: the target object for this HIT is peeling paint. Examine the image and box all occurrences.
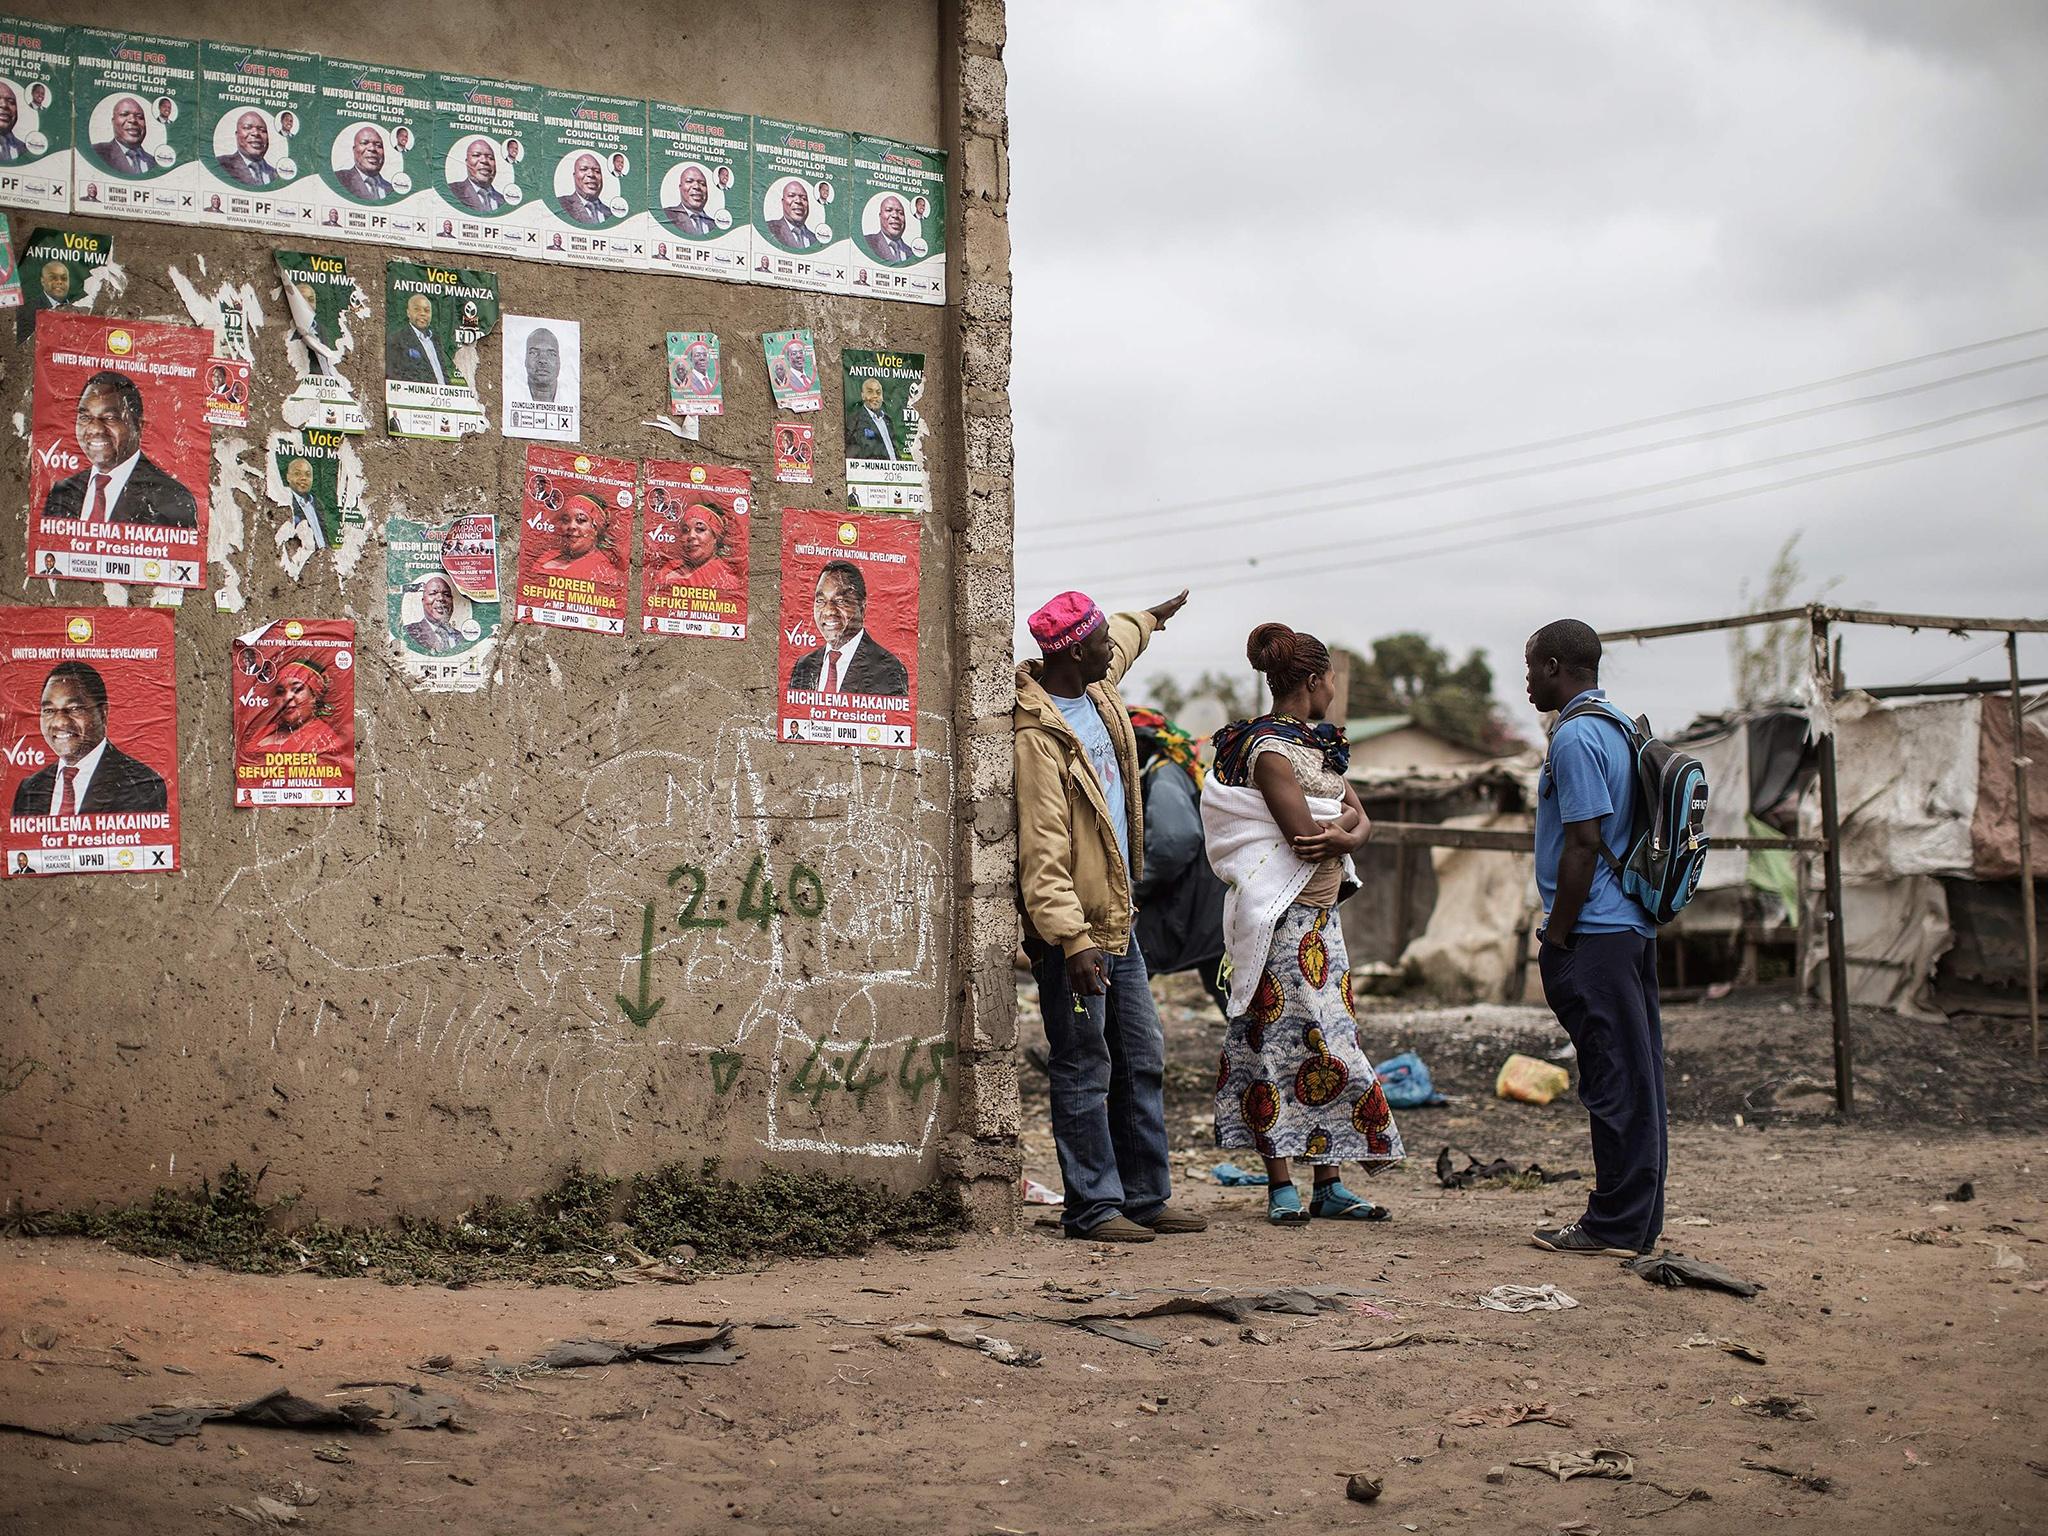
[81,259,127,307]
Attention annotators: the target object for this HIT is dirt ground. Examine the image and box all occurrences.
[4,980,2046,1535]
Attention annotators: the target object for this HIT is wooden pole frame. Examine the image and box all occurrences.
[2009,634,2041,1068]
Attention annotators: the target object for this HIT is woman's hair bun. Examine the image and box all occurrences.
[1247,622,1297,674]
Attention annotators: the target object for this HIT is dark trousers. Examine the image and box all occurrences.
[1539,932,1667,1250]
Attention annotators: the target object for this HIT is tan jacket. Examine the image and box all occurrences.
[1013,610,1157,958]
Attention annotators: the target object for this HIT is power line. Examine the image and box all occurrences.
[1030,348,2048,539]
[1049,389,2048,587]
[1082,416,2048,602]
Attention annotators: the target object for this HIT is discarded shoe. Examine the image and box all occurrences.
[1140,1205,1210,1234]
[1267,1183,1310,1226]
[1531,1222,1637,1257]
[1310,1181,1390,1221]
[1070,1215,1155,1243]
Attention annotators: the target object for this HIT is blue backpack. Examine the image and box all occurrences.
[1555,699,1710,925]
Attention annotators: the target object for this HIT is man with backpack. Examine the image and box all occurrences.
[1524,618,1689,1257]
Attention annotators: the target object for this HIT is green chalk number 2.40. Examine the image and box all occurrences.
[668,855,827,932]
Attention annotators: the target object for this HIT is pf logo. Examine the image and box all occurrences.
[65,616,94,643]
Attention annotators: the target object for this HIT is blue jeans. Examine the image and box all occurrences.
[1030,940,1171,1234]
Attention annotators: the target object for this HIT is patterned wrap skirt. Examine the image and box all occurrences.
[1214,903,1405,1167]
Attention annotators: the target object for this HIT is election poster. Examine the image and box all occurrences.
[16,225,111,340]
[266,428,363,574]
[0,214,18,309]
[275,249,369,433]
[383,259,496,440]
[198,288,254,430]
[0,17,74,215]
[194,42,320,233]
[848,134,947,306]
[427,72,544,259]
[27,313,210,589]
[0,604,179,878]
[666,330,722,416]
[773,422,815,485]
[529,86,645,269]
[311,57,435,247]
[515,446,633,635]
[841,348,930,514]
[775,510,919,750]
[641,101,749,283]
[72,29,199,226]
[749,117,851,293]
[640,460,750,640]
[500,314,579,443]
[763,327,821,412]
[386,511,501,691]
[231,618,356,808]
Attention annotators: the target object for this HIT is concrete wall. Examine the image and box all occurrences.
[0,0,1021,1223]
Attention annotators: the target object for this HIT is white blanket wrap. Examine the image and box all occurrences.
[1200,780,1356,1017]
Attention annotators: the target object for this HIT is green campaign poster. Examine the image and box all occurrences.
[195,42,320,233]
[531,85,645,270]
[748,116,850,294]
[312,57,435,246]
[15,225,110,339]
[641,101,749,283]
[276,249,369,433]
[841,348,929,514]
[383,258,498,440]
[848,134,946,307]
[386,511,501,692]
[428,71,544,258]
[268,426,364,572]
[72,28,199,224]
[0,17,73,214]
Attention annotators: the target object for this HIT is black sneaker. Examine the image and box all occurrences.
[1531,1222,1638,1257]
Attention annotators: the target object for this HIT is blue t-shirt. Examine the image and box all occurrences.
[1535,688,1654,938]
[1051,691,1131,879]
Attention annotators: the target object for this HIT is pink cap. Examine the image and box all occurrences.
[1028,591,1105,653]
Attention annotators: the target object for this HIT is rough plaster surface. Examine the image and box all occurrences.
[0,0,1009,1220]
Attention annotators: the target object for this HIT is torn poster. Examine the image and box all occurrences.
[749,116,850,293]
[267,428,363,567]
[500,313,579,443]
[311,57,434,246]
[17,226,112,340]
[848,134,946,306]
[199,290,253,430]
[0,215,19,308]
[0,604,179,878]
[386,511,501,691]
[776,510,918,750]
[427,71,542,258]
[641,460,749,640]
[773,422,815,485]
[642,102,749,282]
[275,249,368,433]
[763,328,821,413]
[194,42,320,234]
[515,446,633,635]
[841,347,929,514]
[529,84,645,269]
[72,28,199,226]
[383,258,495,440]
[667,330,722,416]
[0,17,74,215]
[231,618,356,807]
[28,313,210,589]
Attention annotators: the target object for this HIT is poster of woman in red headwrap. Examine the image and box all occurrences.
[231,617,356,807]
[639,459,750,639]
[515,444,633,634]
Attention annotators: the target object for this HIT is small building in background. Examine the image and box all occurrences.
[1346,715,1501,773]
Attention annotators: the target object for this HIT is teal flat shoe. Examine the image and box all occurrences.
[1267,1181,1310,1226]
[1311,1180,1391,1221]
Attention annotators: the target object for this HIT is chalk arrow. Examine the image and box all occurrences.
[617,902,666,1027]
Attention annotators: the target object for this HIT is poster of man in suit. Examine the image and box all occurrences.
[0,605,179,878]
[841,347,930,514]
[275,249,370,434]
[72,28,197,225]
[642,102,749,283]
[0,18,77,215]
[194,42,319,234]
[533,85,645,271]
[266,427,364,576]
[312,58,432,247]
[849,132,946,306]
[231,618,356,807]
[27,313,210,588]
[15,225,112,342]
[776,509,919,751]
[385,512,501,692]
[383,258,497,440]
[749,116,850,294]
[428,71,541,258]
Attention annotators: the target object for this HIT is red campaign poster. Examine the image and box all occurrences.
[514,445,634,635]
[0,605,179,878]
[639,460,750,640]
[27,313,212,589]
[776,510,919,750]
[231,619,357,808]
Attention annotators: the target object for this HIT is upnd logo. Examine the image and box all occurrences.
[284,620,304,639]
[574,454,591,473]
[116,849,135,867]
[107,328,133,355]
[689,465,706,484]
[837,522,857,546]
[65,616,94,643]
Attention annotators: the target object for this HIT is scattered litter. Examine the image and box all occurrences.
[1240,1328,1274,1347]
[1623,1252,1763,1298]
[965,1286,1389,1353]
[1436,1148,1584,1190]
[1021,1178,1063,1206]
[1484,1466,1508,1484]
[225,1494,305,1529]
[1902,1445,1924,1469]
[313,1443,351,1464]
[1510,1448,1634,1483]
[1477,1284,1579,1314]
[652,1317,795,1331]
[21,1324,58,1352]
[1326,1330,1525,1354]
[1495,1053,1571,1106]
[1893,1228,1962,1247]
[1741,1458,1831,1493]
[1983,1242,2027,1273]
[1376,1051,1448,1108]
[418,1354,455,1371]
[880,1323,1041,1368]
[234,1349,282,1365]
[1555,1522,1602,1535]
[1683,1334,1766,1364]
[1676,1216,1713,1227]
[0,1387,394,1447]
[1211,1162,1263,1187]
[1945,1181,1975,1203]
[1343,1471,1384,1503]
[1450,1401,1572,1429]
[1734,1393,1815,1421]
[535,1326,742,1369]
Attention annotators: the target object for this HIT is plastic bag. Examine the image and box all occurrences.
[1376,1050,1447,1108]
[1495,1052,1571,1106]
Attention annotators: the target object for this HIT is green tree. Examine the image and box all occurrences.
[1344,632,1519,753]
[1729,533,1833,708]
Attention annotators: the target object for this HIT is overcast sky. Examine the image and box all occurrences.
[1006,2,2048,737]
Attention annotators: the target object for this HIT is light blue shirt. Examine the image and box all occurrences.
[1536,687,1653,938]
[1051,691,1130,880]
